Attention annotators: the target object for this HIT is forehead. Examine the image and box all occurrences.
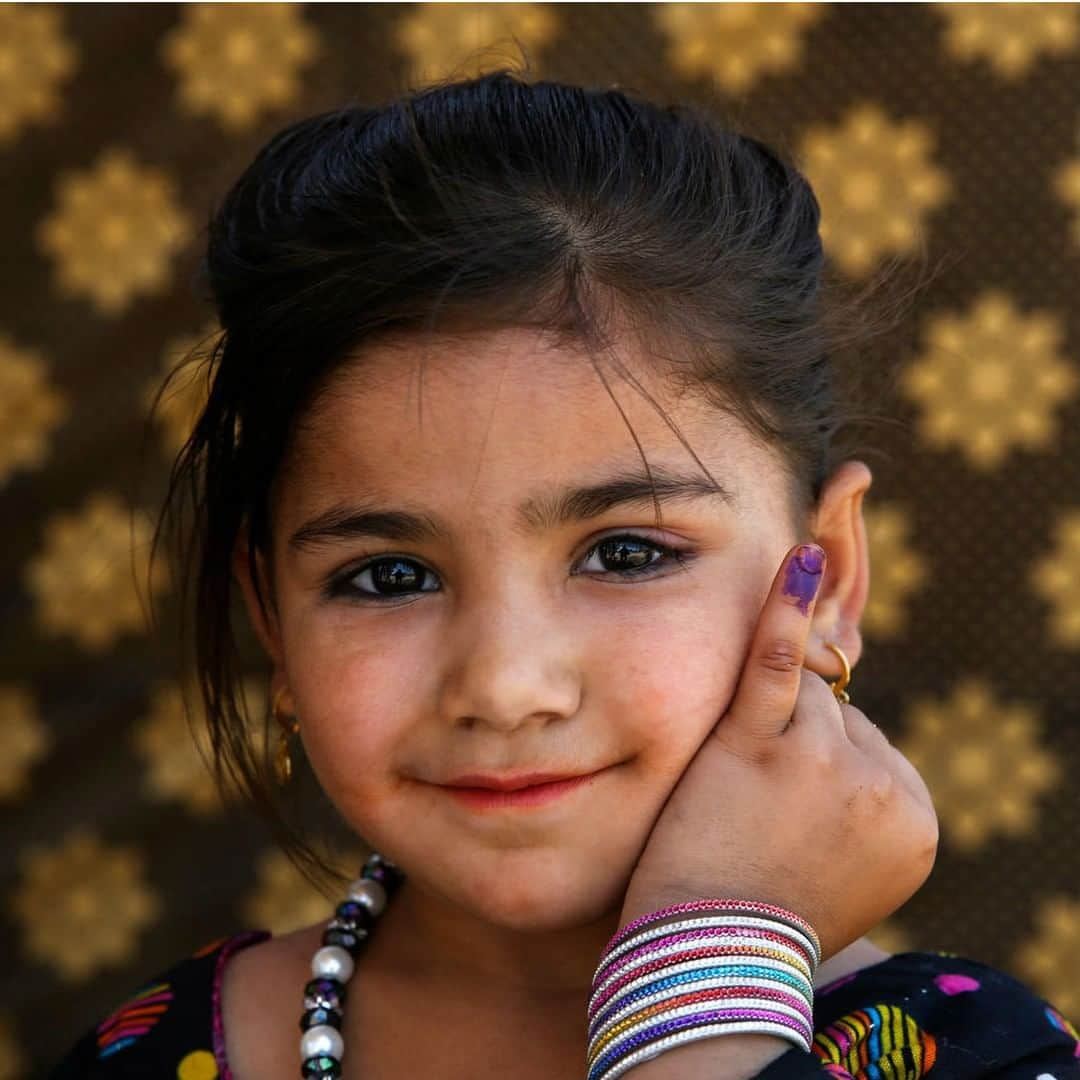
[276,326,780,520]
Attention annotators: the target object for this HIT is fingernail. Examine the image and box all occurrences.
[783,544,825,616]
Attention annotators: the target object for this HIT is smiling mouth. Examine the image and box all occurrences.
[440,768,605,791]
[435,768,610,811]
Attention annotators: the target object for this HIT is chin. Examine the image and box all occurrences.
[449,854,626,932]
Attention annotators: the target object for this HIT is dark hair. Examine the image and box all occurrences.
[148,68,936,897]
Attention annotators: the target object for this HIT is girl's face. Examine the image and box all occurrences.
[244,326,831,935]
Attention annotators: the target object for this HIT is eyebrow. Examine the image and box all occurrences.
[287,464,737,554]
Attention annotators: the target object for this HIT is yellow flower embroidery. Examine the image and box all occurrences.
[133,683,219,818]
[396,2,561,86]
[0,2,78,146]
[1053,153,1080,250]
[142,321,222,459]
[132,677,267,817]
[896,678,1061,853]
[241,846,368,935]
[9,827,162,982]
[935,2,1079,80]
[160,3,320,133]
[652,3,824,94]
[798,103,952,278]
[0,334,69,489]
[22,492,171,653]
[898,289,1077,470]
[1014,893,1080,1018]
[863,503,928,639]
[0,685,52,801]
[35,147,190,317]
[1031,509,1080,649]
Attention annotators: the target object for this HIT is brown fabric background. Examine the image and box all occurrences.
[1,3,1078,1076]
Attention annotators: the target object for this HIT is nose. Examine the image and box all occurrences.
[435,595,581,732]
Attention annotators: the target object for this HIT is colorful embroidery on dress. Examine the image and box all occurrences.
[177,1048,219,1079]
[193,936,230,960]
[1045,1004,1080,1056]
[95,980,174,1059]
[811,1003,937,1078]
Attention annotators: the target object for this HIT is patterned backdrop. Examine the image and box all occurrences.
[1,3,1079,1076]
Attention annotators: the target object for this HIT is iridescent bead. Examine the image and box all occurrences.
[311,945,354,982]
[347,876,387,916]
[326,916,369,939]
[366,863,387,880]
[363,850,393,872]
[301,1054,343,1078]
[300,1005,342,1031]
[322,927,364,956]
[334,900,373,931]
[300,1024,343,1060]
[303,977,346,1012]
[297,852,403,1079]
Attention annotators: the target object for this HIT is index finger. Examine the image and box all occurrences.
[724,542,827,742]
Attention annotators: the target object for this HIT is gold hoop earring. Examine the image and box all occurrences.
[824,642,851,704]
[272,684,300,785]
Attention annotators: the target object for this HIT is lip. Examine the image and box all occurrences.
[436,768,609,810]
[441,770,600,791]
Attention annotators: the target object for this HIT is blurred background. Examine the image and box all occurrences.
[1,2,1079,1075]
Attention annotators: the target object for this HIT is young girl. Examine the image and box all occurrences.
[51,71,1078,1079]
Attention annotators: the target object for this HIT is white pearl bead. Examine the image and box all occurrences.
[311,945,354,982]
[347,876,387,916]
[300,1023,344,1061]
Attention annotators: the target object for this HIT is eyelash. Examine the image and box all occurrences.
[324,534,692,605]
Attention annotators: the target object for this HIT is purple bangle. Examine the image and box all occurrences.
[590,980,814,1042]
[588,1006,811,1080]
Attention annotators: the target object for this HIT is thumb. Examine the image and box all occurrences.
[720,543,827,743]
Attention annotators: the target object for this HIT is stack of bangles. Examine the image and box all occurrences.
[585,899,822,1080]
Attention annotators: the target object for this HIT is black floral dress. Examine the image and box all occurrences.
[49,931,1080,1078]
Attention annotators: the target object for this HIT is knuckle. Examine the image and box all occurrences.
[804,738,839,773]
[758,638,805,675]
[868,767,896,805]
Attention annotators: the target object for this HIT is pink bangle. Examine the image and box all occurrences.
[606,898,821,966]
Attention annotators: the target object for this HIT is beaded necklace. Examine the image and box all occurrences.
[297,851,405,1079]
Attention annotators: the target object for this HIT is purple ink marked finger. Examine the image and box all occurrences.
[782,544,825,616]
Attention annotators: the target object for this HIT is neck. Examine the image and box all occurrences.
[362,877,622,1003]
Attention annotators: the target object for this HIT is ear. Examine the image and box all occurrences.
[231,525,285,669]
[805,459,873,682]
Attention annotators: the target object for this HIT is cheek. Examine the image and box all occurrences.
[282,634,417,819]
[598,603,747,770]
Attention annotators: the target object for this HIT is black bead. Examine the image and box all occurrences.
[362,852,405,892]
[300,1005,342,1031]
[303,977,346,1010]
[326,915,367,936]
[301,1055,342,1079]
[322,927,364,956]
[334,900,374,931]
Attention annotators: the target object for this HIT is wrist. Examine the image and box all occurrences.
[588,896,817,1079]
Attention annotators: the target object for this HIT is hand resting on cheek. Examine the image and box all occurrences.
[617,541,940,965]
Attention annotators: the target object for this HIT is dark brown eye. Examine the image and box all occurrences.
[325,534,689,604]
[331,557,435,601]
[593,537,663,572]
[576,534,687,579]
